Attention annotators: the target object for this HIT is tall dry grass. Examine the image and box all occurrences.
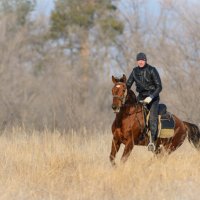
[0,128,200,200]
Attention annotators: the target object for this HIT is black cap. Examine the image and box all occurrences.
[136,52,147,61]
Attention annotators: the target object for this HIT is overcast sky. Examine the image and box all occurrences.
[35,0,160,16]
[35,0,54,16]
[34,0,199,17]
[35,0,159,11]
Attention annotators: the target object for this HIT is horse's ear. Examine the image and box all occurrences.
[112,75,117,84]
[122,74,127,83]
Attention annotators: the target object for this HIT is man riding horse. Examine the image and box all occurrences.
[126,52,162,151]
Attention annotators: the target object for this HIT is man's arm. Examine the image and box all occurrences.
[150,67,162,98]
[126,70,135,90]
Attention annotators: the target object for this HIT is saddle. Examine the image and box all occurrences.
[144,104,175,139]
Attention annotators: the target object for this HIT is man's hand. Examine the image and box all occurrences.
[144,96,152,104]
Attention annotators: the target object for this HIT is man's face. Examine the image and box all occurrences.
[137,60,146,68]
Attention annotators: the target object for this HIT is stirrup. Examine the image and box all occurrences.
[148,142,156,152]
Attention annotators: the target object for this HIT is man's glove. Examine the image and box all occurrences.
[144,96,152,104]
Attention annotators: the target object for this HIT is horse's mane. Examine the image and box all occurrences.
[126,89,137,105]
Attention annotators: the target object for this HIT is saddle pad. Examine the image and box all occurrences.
[158,115,175,138]
[158,129,175,138]
[145,111,176,139]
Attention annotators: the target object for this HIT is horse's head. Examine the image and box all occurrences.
[111,74,127,113]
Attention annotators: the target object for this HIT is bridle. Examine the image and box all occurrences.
[113,83,127,105]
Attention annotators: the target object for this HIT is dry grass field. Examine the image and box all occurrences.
[0,127,200,200]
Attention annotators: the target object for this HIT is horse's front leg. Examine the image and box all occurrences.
[110,137,121,166]
[121,138,134,163]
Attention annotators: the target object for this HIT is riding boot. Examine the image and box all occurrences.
[148,120,158,152]
[147,98,159,152]
[151,129,158,143]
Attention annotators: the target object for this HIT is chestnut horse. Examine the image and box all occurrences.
[110,74,200,165]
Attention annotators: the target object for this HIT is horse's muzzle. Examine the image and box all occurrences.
[112,104,120,113]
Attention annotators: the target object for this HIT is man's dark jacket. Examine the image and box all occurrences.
[126,64,162,99]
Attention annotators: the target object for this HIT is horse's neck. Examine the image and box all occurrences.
[115,94,143,126]
[126,90,137,105]
[117,90,142,116]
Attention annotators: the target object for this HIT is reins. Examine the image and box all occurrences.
[123,94,146,134]
[134,102,145,133]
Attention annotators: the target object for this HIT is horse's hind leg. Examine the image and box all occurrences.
[121,138,134,163]
[110,137,121,166]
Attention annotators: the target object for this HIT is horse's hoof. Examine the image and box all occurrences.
[111,163,117,168]
[110,160,116,167]
[148,142,156,152]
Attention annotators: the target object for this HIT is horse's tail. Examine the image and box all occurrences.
[183,121,200,149]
